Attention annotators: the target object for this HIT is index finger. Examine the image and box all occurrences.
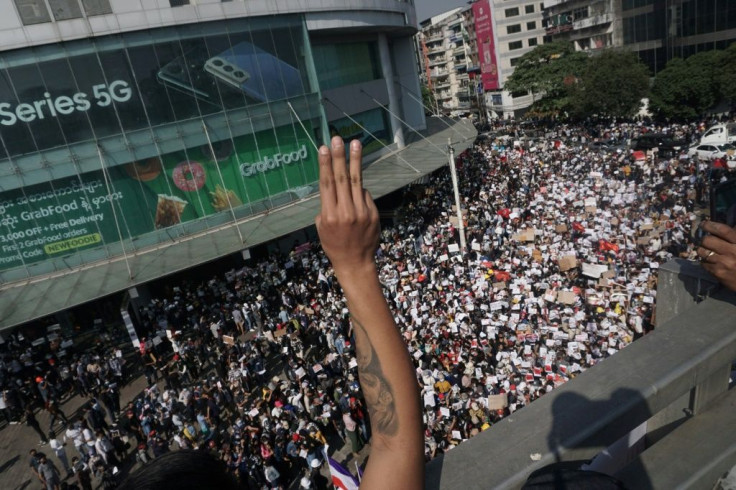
[318,145,336,210]
[702,220,736,244]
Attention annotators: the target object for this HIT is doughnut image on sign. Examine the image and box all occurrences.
[124,157,163,182]
[172,161,206,192]
[154,194,187,228]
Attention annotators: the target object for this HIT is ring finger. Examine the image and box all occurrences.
[698,247,717,262]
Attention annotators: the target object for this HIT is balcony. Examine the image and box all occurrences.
[573,12,614,30]
[543,0,573,7]
[426,260,736,489]
[546,22,574,35]
[428,45,447,54]
[430,69,449,78]
[429,57,448,67]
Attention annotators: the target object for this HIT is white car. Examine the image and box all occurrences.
[688,143,735,161]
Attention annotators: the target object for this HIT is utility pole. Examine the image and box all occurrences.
[448,138,466,255]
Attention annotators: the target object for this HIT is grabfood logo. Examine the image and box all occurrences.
[240,145,309,177]
[0,80,132,127]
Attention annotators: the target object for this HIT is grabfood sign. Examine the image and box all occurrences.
[240,144,309,177]
[0,80,132,126]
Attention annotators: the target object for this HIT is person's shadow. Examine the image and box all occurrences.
[525,389,653,489]
[0,455,19,473]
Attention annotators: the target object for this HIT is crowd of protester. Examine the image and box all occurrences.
[2,118,733,489]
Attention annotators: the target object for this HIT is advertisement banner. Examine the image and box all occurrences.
[0,124,317,271]
[472,0,499,91]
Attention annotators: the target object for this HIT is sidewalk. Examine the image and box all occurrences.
[0,374,149,490]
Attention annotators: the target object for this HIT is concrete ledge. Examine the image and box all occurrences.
[656,258,719,327]
[615,387,736,490]
[426,285,736,490]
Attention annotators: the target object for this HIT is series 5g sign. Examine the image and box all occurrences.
[0,80,132,127]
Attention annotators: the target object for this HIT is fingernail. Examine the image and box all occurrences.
[319,146,329,155]
[331,136,343,148]
[351,139,361,151]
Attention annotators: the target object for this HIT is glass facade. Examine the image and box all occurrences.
[327,107,391,155]
[0,16,331,280]
[312,42,382,90]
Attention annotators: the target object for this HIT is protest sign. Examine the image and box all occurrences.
[558,255,577,271]
[488,393,508,411]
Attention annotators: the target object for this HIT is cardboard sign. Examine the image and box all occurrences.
[513,229,536,242]
[295,367,306,379]
[558,255,578,272]
[243,331,257,342]
[222,335,235,345]
[488,393,508,410]
[274,329,289,338]
[492,282,507,290]
[448,243,460,254]
[555,224,568,233]
[557,291,577,305]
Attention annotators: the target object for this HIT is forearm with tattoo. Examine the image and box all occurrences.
[351,314,399,437]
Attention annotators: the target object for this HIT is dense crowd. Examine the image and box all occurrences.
[2,118,732,490]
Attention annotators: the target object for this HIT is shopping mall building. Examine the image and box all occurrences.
[0,0,475,336]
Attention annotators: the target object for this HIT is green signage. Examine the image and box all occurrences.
[0,124,318,271]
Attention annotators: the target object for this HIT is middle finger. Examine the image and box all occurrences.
[330,136,352,206]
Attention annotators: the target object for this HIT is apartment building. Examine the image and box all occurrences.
[418,7,480,117]
[486,0,546,119]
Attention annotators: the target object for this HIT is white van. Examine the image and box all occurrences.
[700,123,736,145]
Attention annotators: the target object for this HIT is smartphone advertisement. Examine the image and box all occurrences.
[0,21,310,159]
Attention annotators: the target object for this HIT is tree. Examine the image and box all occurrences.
[650,50,726,119]
[718,42,736,104]
[504,40,588,115]
[570,50,650,118]
[421,83,437,115]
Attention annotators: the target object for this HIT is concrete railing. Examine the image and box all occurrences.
[426,260,736,489]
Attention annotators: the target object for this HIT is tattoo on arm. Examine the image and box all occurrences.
[351,314,399,437]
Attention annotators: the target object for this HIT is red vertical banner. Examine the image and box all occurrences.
[472,0,499,91]
[422,39,432,90]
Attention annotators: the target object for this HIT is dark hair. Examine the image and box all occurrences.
[116,450,242,490]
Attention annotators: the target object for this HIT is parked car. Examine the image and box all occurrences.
[688,143,736,161]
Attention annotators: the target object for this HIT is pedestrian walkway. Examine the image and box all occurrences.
[0,374,148,490]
